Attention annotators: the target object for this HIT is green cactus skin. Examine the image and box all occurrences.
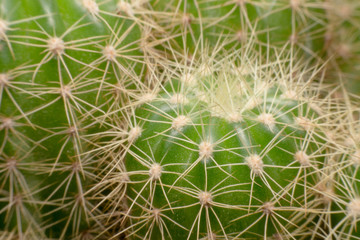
[124,92,321,239]
[0,0,147,238]
[87,39,355,239]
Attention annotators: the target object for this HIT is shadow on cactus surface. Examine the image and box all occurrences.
[0,0,359,239]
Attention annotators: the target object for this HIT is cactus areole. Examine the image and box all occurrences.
[123,75,325,239]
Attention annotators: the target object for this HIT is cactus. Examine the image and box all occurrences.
[148,0,327,63]
[322,0,360,95]
[90,35,357,239]
[0,0,147,238]
[0,0,359,239]
[318,108,360,239]
[150,0,360,94]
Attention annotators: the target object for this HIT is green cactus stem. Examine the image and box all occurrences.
[91,41,351,239]
[0,0,147,238]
